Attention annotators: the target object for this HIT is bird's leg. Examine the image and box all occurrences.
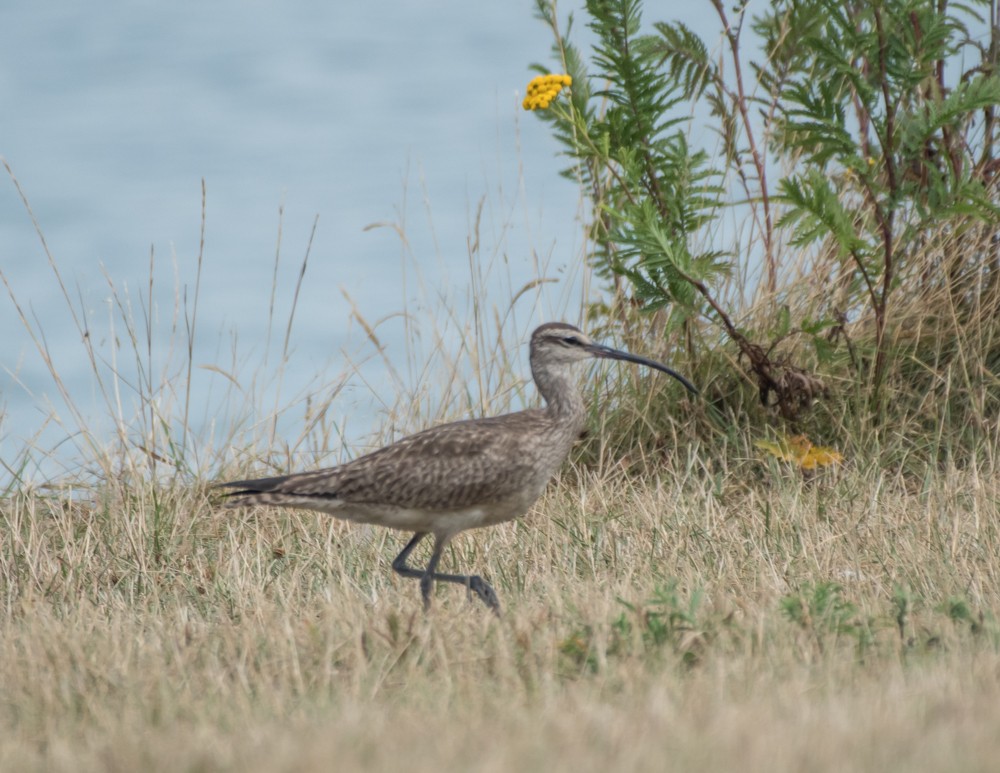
[390,532,501,615]
[419,536,446,610]
[390,532,440,610]
[391,532,429,581]
[424,535,502,615]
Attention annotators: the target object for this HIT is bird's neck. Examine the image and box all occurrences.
[532,361,585,425]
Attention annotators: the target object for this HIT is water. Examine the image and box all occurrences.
[0,2,720,482]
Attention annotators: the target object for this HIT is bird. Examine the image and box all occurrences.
[217,322,697,614]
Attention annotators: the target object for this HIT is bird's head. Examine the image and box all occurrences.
[530,322,698,395]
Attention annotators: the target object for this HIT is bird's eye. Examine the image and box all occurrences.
[561,336,580,346]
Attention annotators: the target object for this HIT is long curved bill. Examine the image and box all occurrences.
[586,343,699,396]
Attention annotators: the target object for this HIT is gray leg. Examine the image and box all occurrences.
[391,532,429,580]
[391,532,501,615]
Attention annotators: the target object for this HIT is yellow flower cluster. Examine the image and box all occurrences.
[523,73,572,111]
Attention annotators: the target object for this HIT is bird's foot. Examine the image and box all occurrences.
[467,576,502,616]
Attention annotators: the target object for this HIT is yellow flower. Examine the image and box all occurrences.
[523,73,572,111]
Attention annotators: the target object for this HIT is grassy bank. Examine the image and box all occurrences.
[3,448,998,771]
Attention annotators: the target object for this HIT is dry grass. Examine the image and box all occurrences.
[2,450,999,772]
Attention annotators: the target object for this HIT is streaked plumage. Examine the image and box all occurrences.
[218,322,697,614]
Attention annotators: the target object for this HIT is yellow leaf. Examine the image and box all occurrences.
[755,434,844,469]
[802,447,844,468]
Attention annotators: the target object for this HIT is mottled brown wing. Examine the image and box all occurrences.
[225,410,550,511]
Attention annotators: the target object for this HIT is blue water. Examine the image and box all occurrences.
[0,2,719,482]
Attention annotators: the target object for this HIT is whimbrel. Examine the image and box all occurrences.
[218,322,697,614]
